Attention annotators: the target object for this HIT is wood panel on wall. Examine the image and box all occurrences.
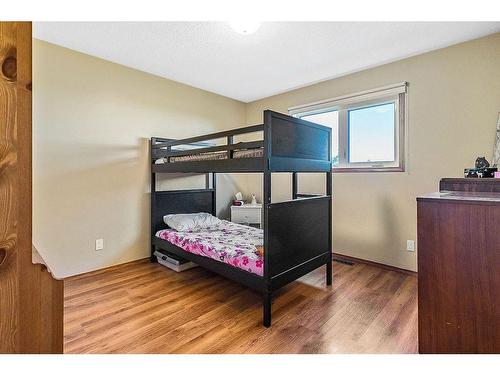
[0,22,63,354]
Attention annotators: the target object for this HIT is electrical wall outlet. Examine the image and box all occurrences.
[406,240,415,252]
[95,238,104,251]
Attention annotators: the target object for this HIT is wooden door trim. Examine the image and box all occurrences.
[0,21,63,354]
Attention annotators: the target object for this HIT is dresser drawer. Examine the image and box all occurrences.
[231,206,261,224]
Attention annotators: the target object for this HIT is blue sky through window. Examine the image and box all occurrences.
[348,102,395,163]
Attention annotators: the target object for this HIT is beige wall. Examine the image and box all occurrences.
[34,33,500,277]
[33,40,247,278]
[244,33,500,271]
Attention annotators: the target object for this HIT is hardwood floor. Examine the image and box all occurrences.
[64,259,418,354]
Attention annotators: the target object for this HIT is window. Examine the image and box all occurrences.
[290,82,407,172]
[296,110,340,166]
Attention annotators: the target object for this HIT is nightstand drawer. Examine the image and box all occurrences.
[231,206,262,225]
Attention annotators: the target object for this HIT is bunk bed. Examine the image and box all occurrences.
[150,110,333,327]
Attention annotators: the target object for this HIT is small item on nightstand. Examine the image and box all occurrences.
[233,191,244,206]
[495,171,500,178]
[251,194,257,205]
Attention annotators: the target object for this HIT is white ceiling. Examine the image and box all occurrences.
[34,22,500,102]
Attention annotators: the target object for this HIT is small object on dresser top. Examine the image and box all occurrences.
[464,167,497,178]
[464,156,497,178]
[232,200,243,206]
[475,156,490,169]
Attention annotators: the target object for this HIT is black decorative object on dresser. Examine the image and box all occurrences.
[150,110,333,327]
[464,156,497,178]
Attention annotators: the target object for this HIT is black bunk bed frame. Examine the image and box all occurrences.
[150,110,333,327]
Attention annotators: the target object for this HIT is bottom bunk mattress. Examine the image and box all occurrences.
[156,220,264,276]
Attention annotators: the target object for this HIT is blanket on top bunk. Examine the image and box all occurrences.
[155,148,263,164]
[156,220,264,276]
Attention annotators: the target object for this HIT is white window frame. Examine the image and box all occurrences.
[289,82,408,173]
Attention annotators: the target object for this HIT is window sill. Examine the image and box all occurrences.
[332,166,405,173]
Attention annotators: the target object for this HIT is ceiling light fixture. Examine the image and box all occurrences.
[229,21,261,35]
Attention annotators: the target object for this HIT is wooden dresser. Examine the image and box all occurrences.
[417,178,500,353]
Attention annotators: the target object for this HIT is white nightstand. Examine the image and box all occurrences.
[230,204,262,228]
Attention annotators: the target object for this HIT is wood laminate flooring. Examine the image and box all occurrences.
[64,259,417,354]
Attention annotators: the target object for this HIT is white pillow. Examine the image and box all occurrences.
[163,212,221,231]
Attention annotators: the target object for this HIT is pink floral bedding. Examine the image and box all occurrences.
[156,220,264,276]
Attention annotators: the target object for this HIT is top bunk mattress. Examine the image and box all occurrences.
[155,147,263,164]
[156,220,264,276]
